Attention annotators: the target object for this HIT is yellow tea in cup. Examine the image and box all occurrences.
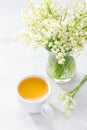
[18,77,48,100]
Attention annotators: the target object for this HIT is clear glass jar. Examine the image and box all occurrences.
[47,52,76,83]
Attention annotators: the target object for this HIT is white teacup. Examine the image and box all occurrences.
[17,75,54,118]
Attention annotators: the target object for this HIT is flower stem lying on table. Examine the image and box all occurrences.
[59,75,87,114]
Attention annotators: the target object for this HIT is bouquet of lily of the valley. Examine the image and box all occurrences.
[19,0,87,82]
[19,0,87,64]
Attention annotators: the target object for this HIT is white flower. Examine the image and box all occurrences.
[58,58,65,64]
[59,92,76,113]
[54,40,59,45]
[57,52,63,57]
[19,0,87,64]
[48,42,53,47]
[51,48,58,53]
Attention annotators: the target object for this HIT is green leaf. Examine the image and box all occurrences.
[44,0,52,14]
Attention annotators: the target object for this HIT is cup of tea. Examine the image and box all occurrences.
[17,75,54,118]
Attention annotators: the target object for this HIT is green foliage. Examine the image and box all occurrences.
[19,0,87,64]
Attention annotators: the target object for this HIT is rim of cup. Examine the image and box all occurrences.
[17,75,51,103]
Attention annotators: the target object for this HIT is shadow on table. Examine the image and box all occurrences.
[29,113,55,130]
[59,71,83,91]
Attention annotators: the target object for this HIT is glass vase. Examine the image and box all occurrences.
[47,52,76,83]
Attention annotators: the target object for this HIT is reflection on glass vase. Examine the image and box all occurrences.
[47,52,76,83]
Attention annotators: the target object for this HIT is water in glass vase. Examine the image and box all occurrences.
[47,53,76,83]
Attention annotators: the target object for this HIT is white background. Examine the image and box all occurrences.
[0,0,87,130]
[0,0,26,39]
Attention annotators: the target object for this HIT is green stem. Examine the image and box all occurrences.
[44,0,52,14]
[71,75,87,98]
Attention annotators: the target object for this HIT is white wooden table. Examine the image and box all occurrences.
[0,40,87,130]
[0,0,87,129]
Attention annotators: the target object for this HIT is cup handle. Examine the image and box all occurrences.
[40,103,54,118]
